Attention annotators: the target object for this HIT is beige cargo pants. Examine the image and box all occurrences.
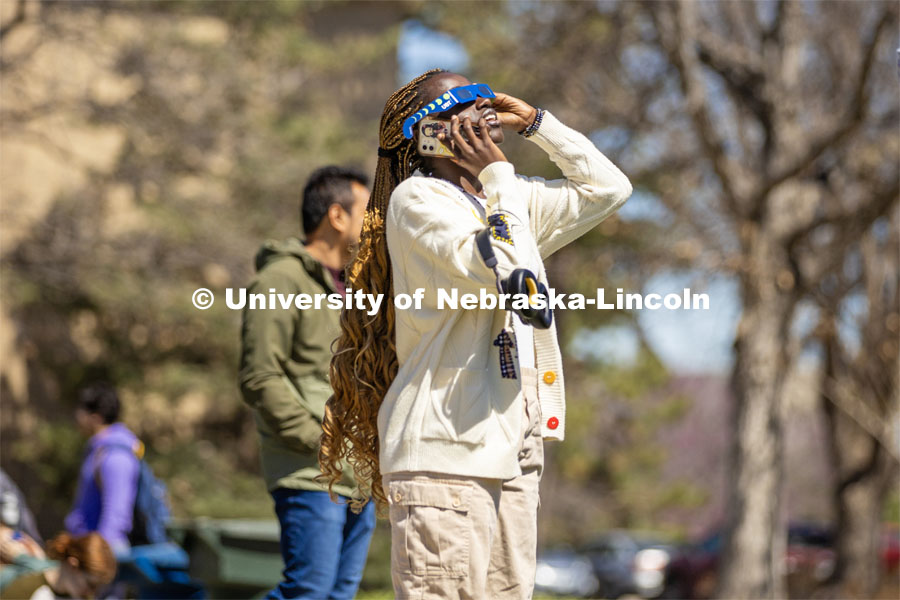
[383,368,544,600]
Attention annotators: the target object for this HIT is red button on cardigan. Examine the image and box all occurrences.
[547,417,559,430]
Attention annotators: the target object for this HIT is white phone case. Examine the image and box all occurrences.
[418,118,455,158]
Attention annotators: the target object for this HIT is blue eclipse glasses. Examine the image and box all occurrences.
[402,83,496,139]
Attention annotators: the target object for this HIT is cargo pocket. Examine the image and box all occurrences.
[387,478,473,578]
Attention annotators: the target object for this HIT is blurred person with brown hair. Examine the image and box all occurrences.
[1,530,116,599]
[319,70,631,598]
[239,166,374,599]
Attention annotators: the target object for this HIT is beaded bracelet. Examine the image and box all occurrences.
[520,108,545,138]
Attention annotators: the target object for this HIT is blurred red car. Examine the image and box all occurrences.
[882,524,899,573]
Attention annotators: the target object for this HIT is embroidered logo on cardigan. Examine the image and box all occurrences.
[488,214,513,245]
[493,329,517,379]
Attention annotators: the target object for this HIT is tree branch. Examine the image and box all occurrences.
[651,0,746,218]
[837,438,881,493]
[822,376,900,465]
[695,32,774,163]
[754,9,892,202]
[791,178,899,286]
[763,0,787,44]
[0,0,27,42]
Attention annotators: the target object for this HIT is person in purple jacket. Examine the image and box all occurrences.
[65,382,140,556]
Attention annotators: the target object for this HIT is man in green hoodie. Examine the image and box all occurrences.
[240,166,372,600]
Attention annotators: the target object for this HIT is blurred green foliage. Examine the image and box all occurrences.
[1,0,406,533]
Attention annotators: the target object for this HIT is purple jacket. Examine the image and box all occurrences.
[65,423,140,552]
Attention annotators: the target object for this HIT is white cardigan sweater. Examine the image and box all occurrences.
[380,111,632,480]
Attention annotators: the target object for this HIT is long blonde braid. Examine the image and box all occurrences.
[320,69,445,511]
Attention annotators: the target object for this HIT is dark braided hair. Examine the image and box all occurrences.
[320,69,446,512]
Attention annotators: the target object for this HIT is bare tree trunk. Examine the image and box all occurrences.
[821,322,894,598]
[719,234,794,599]
[832,443,890,598]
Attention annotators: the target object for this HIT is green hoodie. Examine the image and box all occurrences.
[239,237,357,497]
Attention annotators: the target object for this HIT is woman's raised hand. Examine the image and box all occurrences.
[491,92,538,133]
[442,114,508,176]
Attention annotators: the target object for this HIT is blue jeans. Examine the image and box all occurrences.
[266,489,375,600]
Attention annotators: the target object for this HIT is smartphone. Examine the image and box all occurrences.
[418,118,455,158]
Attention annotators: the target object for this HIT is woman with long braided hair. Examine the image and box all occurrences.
[320,69,443,506]
[321,70,632,598]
